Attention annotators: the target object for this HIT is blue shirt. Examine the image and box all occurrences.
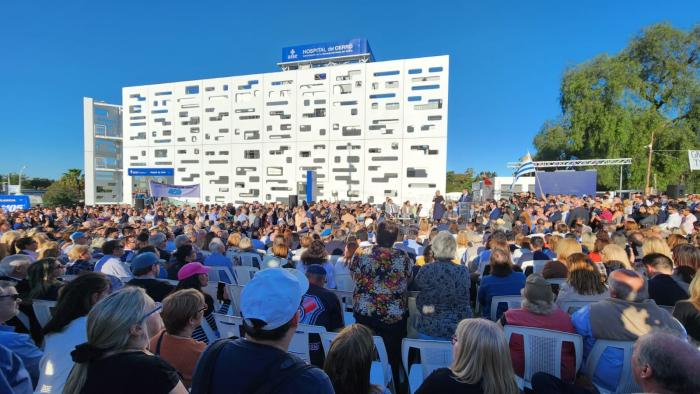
[0,344,32,394]
[209,338,334,394]
[251,239,266,251]
[477,272,526,319]
[571,305,621,392]
[203,252,234,283]
[0,325,42,386]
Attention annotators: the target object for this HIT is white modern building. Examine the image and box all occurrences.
[85,39,449,206]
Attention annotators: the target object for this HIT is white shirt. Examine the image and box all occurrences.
[100,256,132,278]
[664,212,682,229]
[36,317,87,394]
[681,214,697,234]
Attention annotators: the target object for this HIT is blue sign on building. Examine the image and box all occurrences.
[282,38,372,63]
[128,168,175,176]
[0,195,30,212]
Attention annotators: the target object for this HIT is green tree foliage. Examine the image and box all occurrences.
[27,178,53,190]
[446,169,496,192]
[533,23,700,191]
[43,169,84,207]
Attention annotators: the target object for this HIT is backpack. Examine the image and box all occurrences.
[190,338,316,394]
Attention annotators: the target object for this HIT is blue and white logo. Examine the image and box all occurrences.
[167,188,183,196]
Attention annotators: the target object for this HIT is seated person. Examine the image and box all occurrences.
[642,253,688,307]
[477,248,526,319]
[126,252,174,302]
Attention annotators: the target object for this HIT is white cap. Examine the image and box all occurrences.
[240,268,308,330]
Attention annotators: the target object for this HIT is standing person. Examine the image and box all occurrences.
[149,289,207,389]
[414,231,472,340]
[0,280,42,386]
[36,273,111,394]
[415,319,518,394]
[324,324,390,394]
[349,221,412,389]
[190,268,334,394]
[63,287,187,394]
[432,191,446,222]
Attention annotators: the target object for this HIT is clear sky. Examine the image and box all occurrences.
[1,0,698,180]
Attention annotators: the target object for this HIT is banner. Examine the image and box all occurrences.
[534,170,597,197]
[689,150,700,171]
[128,168,174,176]
[282,38,372,63]
[0,195,30,212]
[148,181,200,198]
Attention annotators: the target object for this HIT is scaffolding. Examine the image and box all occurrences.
[506,158,633,194]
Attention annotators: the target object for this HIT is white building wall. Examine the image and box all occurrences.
[121,55,449,205]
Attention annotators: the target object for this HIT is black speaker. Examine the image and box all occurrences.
[667,184,685,199]
[288,195,298,208]
[135,198,145,210]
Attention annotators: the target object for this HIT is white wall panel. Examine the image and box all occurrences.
[261,142,296,202]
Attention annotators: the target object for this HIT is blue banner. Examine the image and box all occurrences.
[535,171,597,197]
[0,195,30,212]
[282,38,372,62]
[149,181,200,198]
[128,168,174,176]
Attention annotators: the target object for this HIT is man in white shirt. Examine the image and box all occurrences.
[94,240,131,278]
[661,205,682,230]
[681,207,697,235]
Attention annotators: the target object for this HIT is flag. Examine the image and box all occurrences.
[511,153,536,190]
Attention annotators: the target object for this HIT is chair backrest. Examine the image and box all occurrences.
[490,295,522,321]
[32,300,57,328]
[323,332,394,388]
[207,266,235,284]
[225,284,245,316]
[533,260,549,274]
[503,326,583,390]
[331,289,355,325]
[233,266,259,285]
[202,282,221,310]
[559,301,591,315]
[335,273,354,291]
[401,338,453,394]
[200,315,218,343]
[238,252,262,268]
[213,313,244,339]
[520,260,534,271]
[583,340,641,394]
[289,324,328,364]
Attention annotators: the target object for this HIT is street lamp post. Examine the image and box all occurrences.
[18,165,27,194]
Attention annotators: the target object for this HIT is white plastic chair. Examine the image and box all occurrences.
[323,332,394,390]
[583,340,641,394]
[32,300,56,328]
[490,295,522,321]
[520,260,534,272]
[533,260,549,274]
[401,338,453,394]
[289,324,328,364]
[559,301,591,315]
[200,316,218,343]
[207,266,236,284]
[238,252,262,268]
[503,326,583,390]
[233,266,259,285]
[335,273,354,291]
[202,282,221,310]
[225,284,245,316]
[213,313,244,339]
[332,289,355,325]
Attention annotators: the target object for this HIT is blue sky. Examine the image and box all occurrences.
[1,1,698,180]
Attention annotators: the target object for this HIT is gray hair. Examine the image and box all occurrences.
[431,231,457,260]
[634,332,700,393]
[608,269,648,302]
[0,255,33,276]
[149,233,166,247]
[209,239,224,253]
[520,291,555,315]
[174,234,190,248]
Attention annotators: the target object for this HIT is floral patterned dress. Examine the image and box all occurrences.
[349,246,412,324]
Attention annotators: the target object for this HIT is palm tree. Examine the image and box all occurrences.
[61,169,84,197]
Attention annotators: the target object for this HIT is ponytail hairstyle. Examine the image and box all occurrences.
[63,287,153,394]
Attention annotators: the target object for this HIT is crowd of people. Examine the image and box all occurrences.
[0,190,699,393]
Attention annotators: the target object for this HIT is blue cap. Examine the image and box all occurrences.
[130,252,165,273]
[320,228,332,237]
[70,232,86,241]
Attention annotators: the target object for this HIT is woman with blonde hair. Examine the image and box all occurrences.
[455,230,470,264]
[37,241,61,260]
[0,230,21,259]
[542,238,582,279]
[324,324,389,394]
[556,253,609,309]
[600,243,632,273]
[66,244,94,275]
[642,236,673,259]
[261,236,291,269]
[63,287,187,394]
[416,318,518,394]
[672,274,700,344]
[667,233,688,251]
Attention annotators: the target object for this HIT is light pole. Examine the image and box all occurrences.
[18,165,26,194]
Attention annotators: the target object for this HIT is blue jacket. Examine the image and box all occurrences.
[477,272,525,319]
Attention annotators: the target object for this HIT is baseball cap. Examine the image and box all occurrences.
[241,268,309,330]
[523,274,554,304]
[70,232,86,242]
[177,262,209,281]
[320,228,332,237]
[130,252,165,273]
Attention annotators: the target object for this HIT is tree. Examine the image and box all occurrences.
[43,169,84,207]
[27,178,53,190]
[533,23,700,191]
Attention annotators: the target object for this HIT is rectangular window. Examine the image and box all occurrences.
[369,93,396,99]
[244,150,260,159]
[314,73,326,80]
[407,96,421,102]
[154,149,168,158]
[411,84,440,91]
[185,85,199,94]
[408,68,422,74]
[373,70,400,77]
[429,66,444,72]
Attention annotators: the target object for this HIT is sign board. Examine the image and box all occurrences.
[535,170,597,197]
[128,168,174,176]
[689,150,700,171]
[0,195,30,212]
[282,38,371,63]
[306,170,317,203]
[149,181,200,198]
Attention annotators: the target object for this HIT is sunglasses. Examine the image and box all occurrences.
[0,294,20,301]
[139,302,162,323]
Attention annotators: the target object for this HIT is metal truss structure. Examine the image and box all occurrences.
[507,158,632,169]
